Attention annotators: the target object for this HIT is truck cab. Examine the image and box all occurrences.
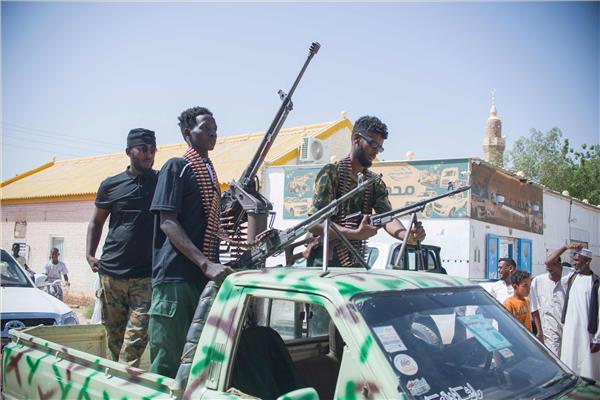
[3,268,599,400]
[366,242,447,274]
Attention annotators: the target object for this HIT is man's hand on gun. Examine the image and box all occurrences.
[353,215,379,241]
[410,221,426,242]
[203,262,235,284]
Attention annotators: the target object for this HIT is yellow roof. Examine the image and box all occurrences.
[1,119,351,204]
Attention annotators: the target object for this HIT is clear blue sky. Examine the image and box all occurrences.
[2,1,598,179]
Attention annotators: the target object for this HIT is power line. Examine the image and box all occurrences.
[3,131,118,154]
[2,142,86,158]
[3,125,121,151]
[3,122,122,148]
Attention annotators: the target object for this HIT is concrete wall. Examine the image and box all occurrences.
[469,218,545,278]
[543,191,600,274]
[2,201,106,295]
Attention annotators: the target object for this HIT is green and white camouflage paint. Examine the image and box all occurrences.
[3,268,599,399]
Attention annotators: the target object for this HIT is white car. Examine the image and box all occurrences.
[0,249,78,345]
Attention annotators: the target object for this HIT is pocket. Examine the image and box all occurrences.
[147,299,177,318]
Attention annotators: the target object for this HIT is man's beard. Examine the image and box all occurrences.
[354,146,372,168]
[132,158,153,172]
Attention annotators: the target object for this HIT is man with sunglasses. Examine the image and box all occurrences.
[306,115,426,267]
[86,128,158,367]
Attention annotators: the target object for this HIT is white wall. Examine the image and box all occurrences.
[1,201,106,295]
[543,192,600,274]
[369,219,472,278]
[469,218,546,278]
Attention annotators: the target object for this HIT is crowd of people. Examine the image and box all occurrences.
[488,245,600,380]
[9,107,598,383]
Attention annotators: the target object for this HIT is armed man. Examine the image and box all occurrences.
[307,115,426,267]
[148,106,234,378]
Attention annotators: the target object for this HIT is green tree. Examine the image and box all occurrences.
[507,128,600,205]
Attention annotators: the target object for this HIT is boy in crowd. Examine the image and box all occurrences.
[504,270,532,332]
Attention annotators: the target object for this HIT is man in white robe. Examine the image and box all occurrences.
[560,248,600,380]
[531,244,577,356]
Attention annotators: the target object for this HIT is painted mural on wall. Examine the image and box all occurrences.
[370,159,470,218]
[470,162,543,234]
[283,167,320,219]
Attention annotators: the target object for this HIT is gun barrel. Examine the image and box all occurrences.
[240,42,320,187]
[347,185,471,225]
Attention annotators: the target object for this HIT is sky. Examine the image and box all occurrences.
[2,1,599,180]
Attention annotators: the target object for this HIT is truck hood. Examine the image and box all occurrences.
[1,286,72,315]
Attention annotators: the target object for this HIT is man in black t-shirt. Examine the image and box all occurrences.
[148,106,234,378]
[86,128,158,367]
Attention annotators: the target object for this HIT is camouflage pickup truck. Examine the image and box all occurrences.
[2,268,599,400]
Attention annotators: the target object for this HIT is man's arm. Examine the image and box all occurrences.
[309,215,378,241]
[159,211,233,283]
[384,219,426,244]
[529,279,543,341]
[592,285,600,353]
[545,243,582,267]
[532,311,544,342]
[86,207,110,273]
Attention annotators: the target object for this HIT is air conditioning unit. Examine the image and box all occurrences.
[298,137,329,164]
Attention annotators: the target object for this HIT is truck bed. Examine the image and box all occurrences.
[2,325,177,399]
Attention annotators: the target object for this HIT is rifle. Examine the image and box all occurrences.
[302,185,472,268]
[236,173,382,270]
[220,42,321,247]
[344,185,471,227]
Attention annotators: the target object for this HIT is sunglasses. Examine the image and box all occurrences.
[132,144,157,154]
[356,133,384,153]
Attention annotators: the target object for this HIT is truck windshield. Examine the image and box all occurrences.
[354,287,576,400]
[1,250,31,287]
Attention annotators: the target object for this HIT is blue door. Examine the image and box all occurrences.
[517,239,532,273]
[486,234,500,279]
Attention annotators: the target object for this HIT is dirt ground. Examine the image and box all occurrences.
[63,291,94,325]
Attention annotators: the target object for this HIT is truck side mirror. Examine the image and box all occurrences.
[34,273,47,287]
[276,387,319,400]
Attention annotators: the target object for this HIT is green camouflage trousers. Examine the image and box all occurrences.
[100,274,151,367]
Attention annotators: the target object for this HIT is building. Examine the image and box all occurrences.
[264,158,599,278]
[1,117,353,293]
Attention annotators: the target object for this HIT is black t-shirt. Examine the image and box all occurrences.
[95,168,158,278]
[150,157,211,287]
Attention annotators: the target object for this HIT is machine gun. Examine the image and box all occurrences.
[220,42,321,253]
[235,173,382,270]
[174,172,379,390]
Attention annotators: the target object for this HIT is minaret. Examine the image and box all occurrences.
[482,89,505,167]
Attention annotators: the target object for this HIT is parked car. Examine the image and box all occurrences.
[0,249,78,346]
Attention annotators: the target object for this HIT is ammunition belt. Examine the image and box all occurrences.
[183,148,221,263]
[332,157,372,266]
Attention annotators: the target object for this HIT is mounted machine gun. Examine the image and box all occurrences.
[220,42,321,258]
